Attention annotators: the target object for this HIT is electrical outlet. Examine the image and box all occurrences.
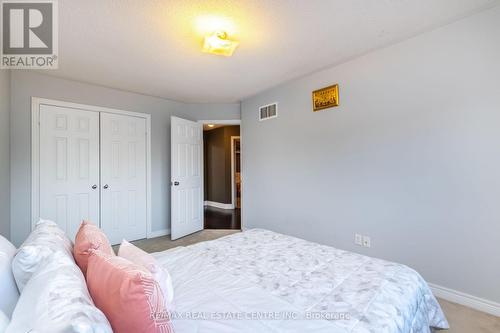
[355,234,363,246]
[362,236,371,248]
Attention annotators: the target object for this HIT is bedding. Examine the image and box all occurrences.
[7,251,112,333]
[0,311,8,333]
[118,239,175,305]
[11,219,73,292]
[0,235,18,318]
[74,220,114,275]
[153,229,449,333]
[86,250,174,333]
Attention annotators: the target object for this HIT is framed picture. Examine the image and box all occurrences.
[312,84,339,111]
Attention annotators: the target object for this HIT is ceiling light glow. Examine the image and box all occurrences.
[194,15,237,36]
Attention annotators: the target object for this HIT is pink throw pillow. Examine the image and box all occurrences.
[86,250,174,333]
[118,240,174,305]
[74,220,114,275]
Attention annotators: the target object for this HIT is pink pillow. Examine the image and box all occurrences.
[86,250,174,333]
[118,240,174,305]
[74,220,114,275]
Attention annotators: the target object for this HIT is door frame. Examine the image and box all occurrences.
[197,119,241,226]
[31,97,153,238]
[230,136,240,209]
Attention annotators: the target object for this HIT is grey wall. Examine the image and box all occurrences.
[10,71,240,245]
[241,6,500,303]
[204,126,240,204]
[0,70,10,239]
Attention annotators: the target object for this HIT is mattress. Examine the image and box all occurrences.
[153,229,448,333]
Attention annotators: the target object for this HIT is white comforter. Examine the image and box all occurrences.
[153,229,448,333]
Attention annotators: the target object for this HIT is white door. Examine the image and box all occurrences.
[171,117,203,240]
[39,105,100,240]
[100,113,147,245]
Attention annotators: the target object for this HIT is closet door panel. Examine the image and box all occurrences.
[100,113,147,244]
[39,105,100,240]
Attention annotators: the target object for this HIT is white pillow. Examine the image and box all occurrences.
[7,251,112,333]
[0,235,19,318]
[0,310,10,333]
[118,239,174,305]
[11,219,74,292]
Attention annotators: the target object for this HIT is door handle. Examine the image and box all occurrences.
[173,181,180,186]
[103,184,109,189]
[91,185,97,190]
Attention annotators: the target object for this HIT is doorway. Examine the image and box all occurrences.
[202,122,241,230]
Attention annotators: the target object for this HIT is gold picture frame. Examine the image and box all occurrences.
[312,84,339,111]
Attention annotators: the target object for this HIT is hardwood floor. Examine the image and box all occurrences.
[204,206,241,229]
[134,230,500,333]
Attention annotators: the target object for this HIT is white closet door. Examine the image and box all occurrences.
[100,113,147,244]
[39,105,100,240]
[170,116,203,240]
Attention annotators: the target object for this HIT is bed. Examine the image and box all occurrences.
[153,229,449,333]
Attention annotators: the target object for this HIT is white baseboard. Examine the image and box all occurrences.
[429,283,500,317]
[148,229,171,239]
[204,201,234,210]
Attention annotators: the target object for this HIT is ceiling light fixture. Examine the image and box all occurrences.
[207,124,215,128]
[202,31,239,56]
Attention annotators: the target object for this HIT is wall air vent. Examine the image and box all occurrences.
[259,103,278,121]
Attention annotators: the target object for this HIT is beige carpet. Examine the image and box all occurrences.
[134,229,500,333]
[129,229,240,253]
[437,298,500,333]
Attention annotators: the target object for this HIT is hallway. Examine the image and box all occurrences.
[204,206,241,230]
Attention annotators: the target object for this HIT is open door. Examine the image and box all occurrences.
[171,116,203,240]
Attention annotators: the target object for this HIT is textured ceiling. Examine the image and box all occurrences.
[48,0,499,103]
